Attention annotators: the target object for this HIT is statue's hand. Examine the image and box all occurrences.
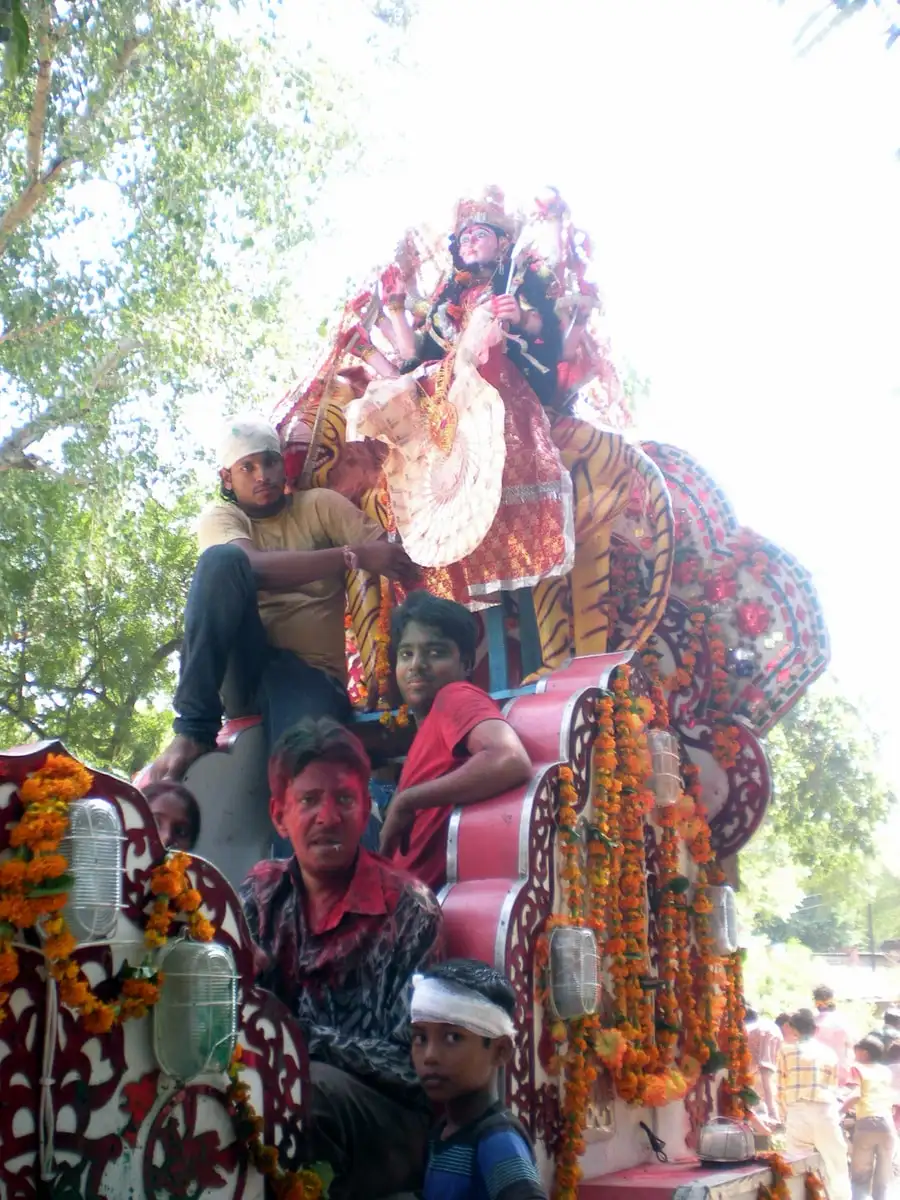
[380,264,407,310]
[338,323,372,359]
[490,294,522,324]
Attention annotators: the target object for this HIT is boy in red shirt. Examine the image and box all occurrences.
[379,592,532,890]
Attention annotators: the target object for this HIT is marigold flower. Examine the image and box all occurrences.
[44,931,78,961]
[189,914,215,942]
[0,945,19,986]
[82,1003,116,1035]
[175,888,202,914]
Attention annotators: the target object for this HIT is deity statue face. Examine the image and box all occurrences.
[458,223,501,267]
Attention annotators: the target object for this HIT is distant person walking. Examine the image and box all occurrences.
[778,1008,850,1200]
[814,984,855,1086]
[841,1033,896,1200]
[745,1005,783,1125]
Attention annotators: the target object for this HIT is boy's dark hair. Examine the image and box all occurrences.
[423,958,517,1020]
[856,1033,886,1062]
[775,1011,791,1030]
[744,1006,758,1023]
[813,984,835,1008]
[789,1008,818,1039]
[883,1008,900,1030]
[391,591,478,671]
[142,781,202,848]
[268,717,370,802]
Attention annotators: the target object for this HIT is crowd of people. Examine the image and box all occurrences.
[748,989,900,1200]
[134,412,543,1198]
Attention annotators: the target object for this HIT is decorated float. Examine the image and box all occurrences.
[0,189,830,1198]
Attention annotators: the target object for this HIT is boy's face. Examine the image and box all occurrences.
[395,620,467,715]
[411,1020,511,1103]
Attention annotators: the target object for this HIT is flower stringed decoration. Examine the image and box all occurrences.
[0,753,215,1033]
[227,1045,333,1199]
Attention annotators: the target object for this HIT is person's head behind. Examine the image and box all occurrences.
[744,1006,758,1024]
[143,781,201,852]
[410,958,516,1104]
[855,1033,886,1065]
[775,1011,791,1032]
[218,416,286,517]
[883,1007,900,1031]
[813,984,836,1012]
[269,718,371,879]
[392,591,478,717]
[788,1008,818,1040]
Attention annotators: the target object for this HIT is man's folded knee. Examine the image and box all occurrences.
[195,543,252,578]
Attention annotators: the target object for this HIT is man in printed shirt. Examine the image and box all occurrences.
[240,717,443,1199]
[778,1008,850,1200]
[146,415,416,782]
[379,592,533,891]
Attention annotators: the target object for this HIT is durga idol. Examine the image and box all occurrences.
[341,188,575,609]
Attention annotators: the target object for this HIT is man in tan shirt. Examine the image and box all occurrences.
[147,416,415,781]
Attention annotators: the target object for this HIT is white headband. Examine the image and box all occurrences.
[218,415,282,469]
[410,975,516,1041]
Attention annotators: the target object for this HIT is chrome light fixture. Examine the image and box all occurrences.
[60,797,123,942]
[646,730,681,808]
[153,939,238,1080]
[709,884,738,955]
[548,926,599,1020]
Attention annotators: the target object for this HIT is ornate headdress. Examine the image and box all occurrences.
[453,185,518,237]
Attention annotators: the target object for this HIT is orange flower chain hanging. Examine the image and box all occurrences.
[227,1045,333,1199]
[0,753,215,1032]
[541,660,753,1198]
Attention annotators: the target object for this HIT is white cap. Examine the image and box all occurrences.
[218,415,282,470]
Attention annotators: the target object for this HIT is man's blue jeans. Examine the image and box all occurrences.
[173,544,352,749]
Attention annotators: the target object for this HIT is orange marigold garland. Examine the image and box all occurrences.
[757,1153,792,1200]
[720,949,756,1116]
[227,1045,333,1198]
[1,754,216,1032]
[550,763,592,1200]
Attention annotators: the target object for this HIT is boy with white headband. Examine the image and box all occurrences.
[410,958,547,1200]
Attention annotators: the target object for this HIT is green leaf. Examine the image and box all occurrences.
[661,875,691,895]
[703,1049,728,1075]
[0,920,15,940]
[4,0,29,81]
[311,1161,335,1195]
[29,874,74,897]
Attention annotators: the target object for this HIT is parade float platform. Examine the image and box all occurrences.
[580,1152,820,1200]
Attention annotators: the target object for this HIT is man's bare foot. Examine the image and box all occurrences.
[143,735,214,784]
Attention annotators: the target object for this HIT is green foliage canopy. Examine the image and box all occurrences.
[0,0,358,773]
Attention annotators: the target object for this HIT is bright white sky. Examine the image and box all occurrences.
[261,0,899,789]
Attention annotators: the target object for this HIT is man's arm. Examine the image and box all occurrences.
[380,718,532,856]
[233,536,417,592]
[398,719,532,812]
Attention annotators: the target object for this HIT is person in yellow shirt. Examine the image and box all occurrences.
[841,1033,897,1200]
[777,1008,850,1200]
[146,415,416,782]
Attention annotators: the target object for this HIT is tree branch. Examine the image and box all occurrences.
[1,701,51,742]
[0,313,67,347]
[0,336,141,471]
[0,33,143,256]
[104,636,183,761]
[0,407,65,472]
[27,5,54,182]
[0,157,72,254]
